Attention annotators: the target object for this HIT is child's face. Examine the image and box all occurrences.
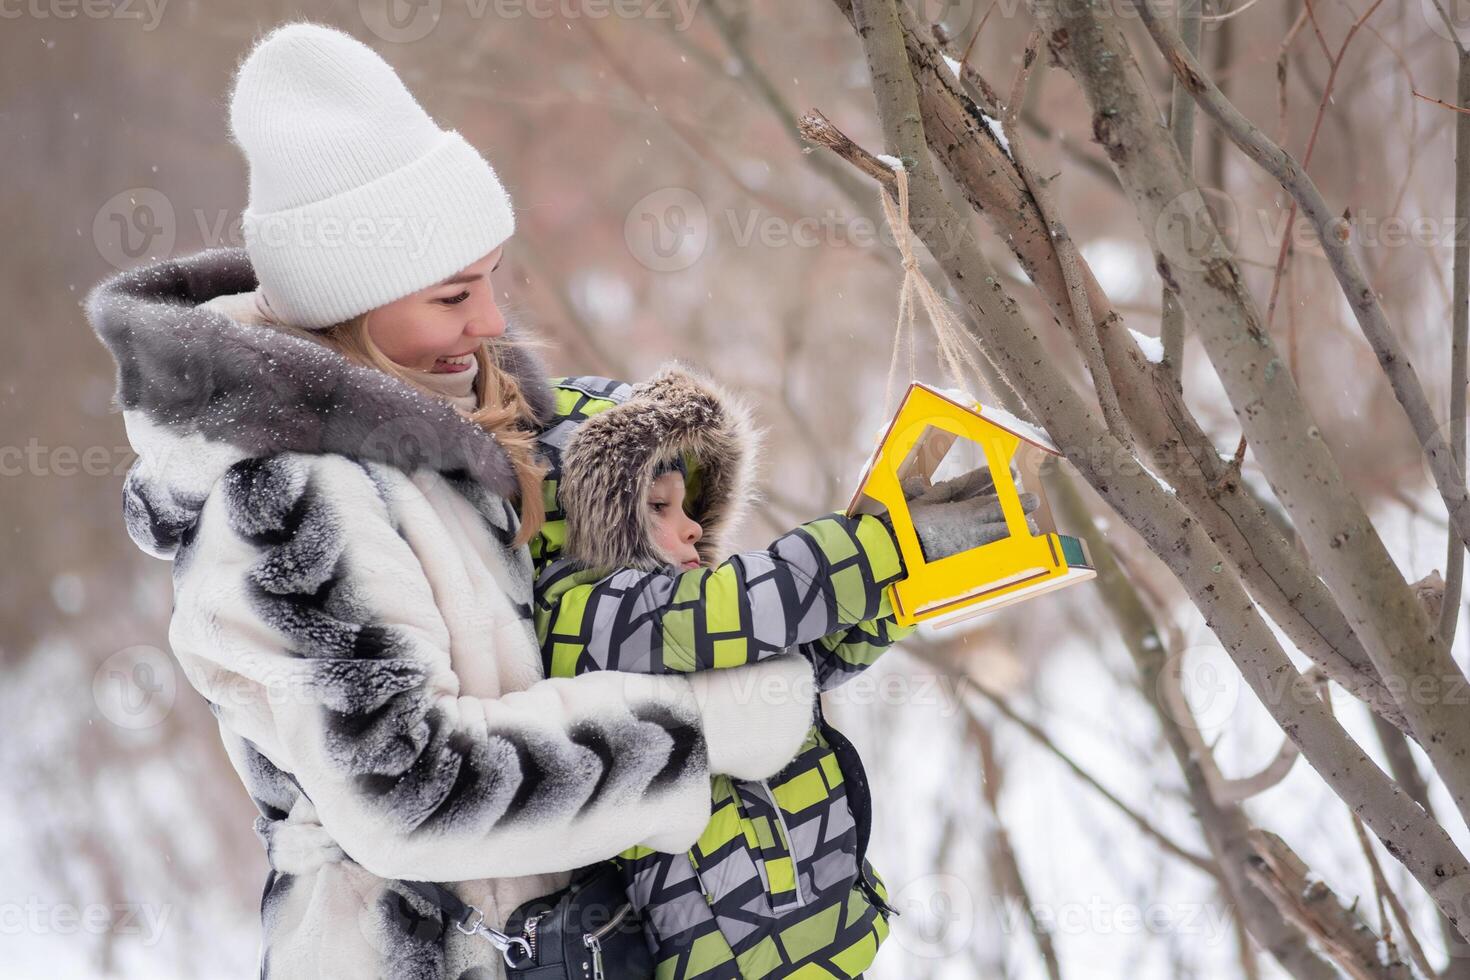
[649,470,704,570]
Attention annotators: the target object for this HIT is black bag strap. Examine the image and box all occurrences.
[811,694,899,916]
[397,878,534,969]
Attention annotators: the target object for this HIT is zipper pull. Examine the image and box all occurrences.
[586,935,605,980]
[523,911,544,962]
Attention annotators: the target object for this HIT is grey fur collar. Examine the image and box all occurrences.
[85,248,555,499]
[559,363,758,571]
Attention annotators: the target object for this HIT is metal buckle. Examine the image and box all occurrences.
[456,906,486,937]
[454,903,533,968]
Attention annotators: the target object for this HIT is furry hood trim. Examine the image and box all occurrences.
[85,247,554,503]
[558,363,759,572]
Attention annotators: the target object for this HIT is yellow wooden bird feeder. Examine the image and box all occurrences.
[847,382,1096,629]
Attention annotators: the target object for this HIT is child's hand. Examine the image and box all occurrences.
[910,491,1041,560]
[903,464,1007,504]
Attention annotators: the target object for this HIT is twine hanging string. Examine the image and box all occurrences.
[877,162,997,419]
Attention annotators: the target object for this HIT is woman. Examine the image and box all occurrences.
[85,23,818,979]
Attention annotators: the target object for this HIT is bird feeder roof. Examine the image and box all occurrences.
[918,384,1061,455]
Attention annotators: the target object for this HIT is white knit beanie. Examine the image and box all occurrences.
[228,23,515,329]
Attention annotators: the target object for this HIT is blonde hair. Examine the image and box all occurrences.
[271,310,548,547]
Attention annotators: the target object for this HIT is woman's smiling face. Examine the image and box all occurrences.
[363,246,506,372]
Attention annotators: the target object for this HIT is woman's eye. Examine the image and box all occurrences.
[439,290,471,306]
[650,502,667,513]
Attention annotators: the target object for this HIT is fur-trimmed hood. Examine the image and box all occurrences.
[85,247,554,557]
[559,363,759,572]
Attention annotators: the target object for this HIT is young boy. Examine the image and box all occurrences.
[531,365,919,979]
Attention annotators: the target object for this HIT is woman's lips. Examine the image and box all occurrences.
[432,351,476,373]
[681,559,702,571]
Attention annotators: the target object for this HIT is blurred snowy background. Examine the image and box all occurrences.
[2,0,1467,976]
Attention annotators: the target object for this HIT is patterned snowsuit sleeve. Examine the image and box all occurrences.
[535,511,910,680]
[797,615,917,692]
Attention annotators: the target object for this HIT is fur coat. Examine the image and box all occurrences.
[85,248,816,979]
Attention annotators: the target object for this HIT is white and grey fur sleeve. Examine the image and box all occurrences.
[167,450,716,882]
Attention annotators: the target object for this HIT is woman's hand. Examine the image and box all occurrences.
[685,653,816,780]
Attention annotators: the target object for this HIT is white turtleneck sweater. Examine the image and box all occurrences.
[397,355,480,415]
[201,289,481,415]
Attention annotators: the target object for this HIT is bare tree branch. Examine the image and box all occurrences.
[1350,787,1439,979]
[837,0,1470,938]
[824,0,1412,736]
[1158,651,1305,806]
[1247,830,1416,980]
[969,710,1065,980]
[998,31,1131,446]
[1161,0,1201,383]
[1050,472,1339,978]
[1263,1,1385,335]
[1039,0,1470,839]
[1137,0,1470,573]
[952,667,1217,876]
[697,0,878,215]
[1442,43,1470,649]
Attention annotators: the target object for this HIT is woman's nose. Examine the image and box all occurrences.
[465,295,507,338]
[685,518,703,544]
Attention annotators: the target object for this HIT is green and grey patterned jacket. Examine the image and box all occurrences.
[531,365,916,979]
